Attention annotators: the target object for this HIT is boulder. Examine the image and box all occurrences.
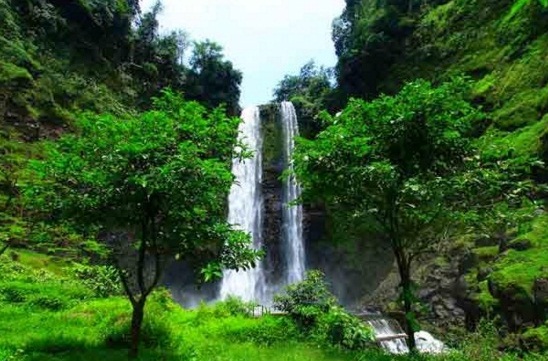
[506,239,533,252]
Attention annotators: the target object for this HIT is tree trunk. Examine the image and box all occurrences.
[129,299,146,359]
[394,248,417,352]
[401,275,417,352]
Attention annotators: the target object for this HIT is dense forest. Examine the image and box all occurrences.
[1,0,548,360]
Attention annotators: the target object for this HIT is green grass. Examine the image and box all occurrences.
[0,251,365,361]
[2,250,547,361]
[10,249,70,275]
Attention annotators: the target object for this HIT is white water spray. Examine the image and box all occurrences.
[280,102,305,285]
[219,106,266,303]
[364,314,446,354]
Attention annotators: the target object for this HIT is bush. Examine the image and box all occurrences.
[273,270,336,328]
[317,307,375,350]
[71,263,122,298]
[214,296,255,317]
[274,270,374,350]
[29,295,68,311]
[194,297,255,325]
[1,285,26,303]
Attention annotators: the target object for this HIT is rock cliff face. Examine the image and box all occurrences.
[259,104,285,288]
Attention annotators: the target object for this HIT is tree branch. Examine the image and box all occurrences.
[117,266,137,306]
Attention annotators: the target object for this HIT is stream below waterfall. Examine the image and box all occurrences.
[359,313,446,354]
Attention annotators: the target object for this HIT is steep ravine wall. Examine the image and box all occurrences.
[351,0,548,346]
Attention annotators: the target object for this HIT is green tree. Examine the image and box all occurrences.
[293,79,487,350]
[331,0,448,100]
[185,40,243,116]
[0,129,36,256]
[27,90,260,358]
[131,2,189,107]
[332,0,412,99]
[273,61,335,137]
[273,61,332,103]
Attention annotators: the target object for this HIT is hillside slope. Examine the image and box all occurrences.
[348,0,548,348]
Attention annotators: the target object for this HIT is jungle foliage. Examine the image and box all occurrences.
[280,0,548,352]
[0,0,243,261]
[25,91,260,357]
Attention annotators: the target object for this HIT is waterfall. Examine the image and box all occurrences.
[362,313,446,354]
[280,102,305,285]
[219,106,266,303]
[366,318,409,354]
[219,102,305,304]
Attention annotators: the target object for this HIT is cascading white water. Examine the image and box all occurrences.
[219,102,305,304]
[366,316,446,354]
[280,102,305,285]
[367,318,409,354]
[219,106,266,303]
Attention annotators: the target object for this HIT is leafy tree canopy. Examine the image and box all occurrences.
[273,61,335,137]
[294,78,492,349]
[26,90,259,357]
[185,40,243,116]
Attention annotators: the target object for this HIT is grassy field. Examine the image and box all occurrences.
[0,250,546,361]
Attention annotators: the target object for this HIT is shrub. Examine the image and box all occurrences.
[71,263,122,298]
[273,270,336,329]
[194,297,255,325]
[214,296,254,317]
[317,307,375,350]
[274,270,374,350]
[29,295,68,311]
[1,285,26,303]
